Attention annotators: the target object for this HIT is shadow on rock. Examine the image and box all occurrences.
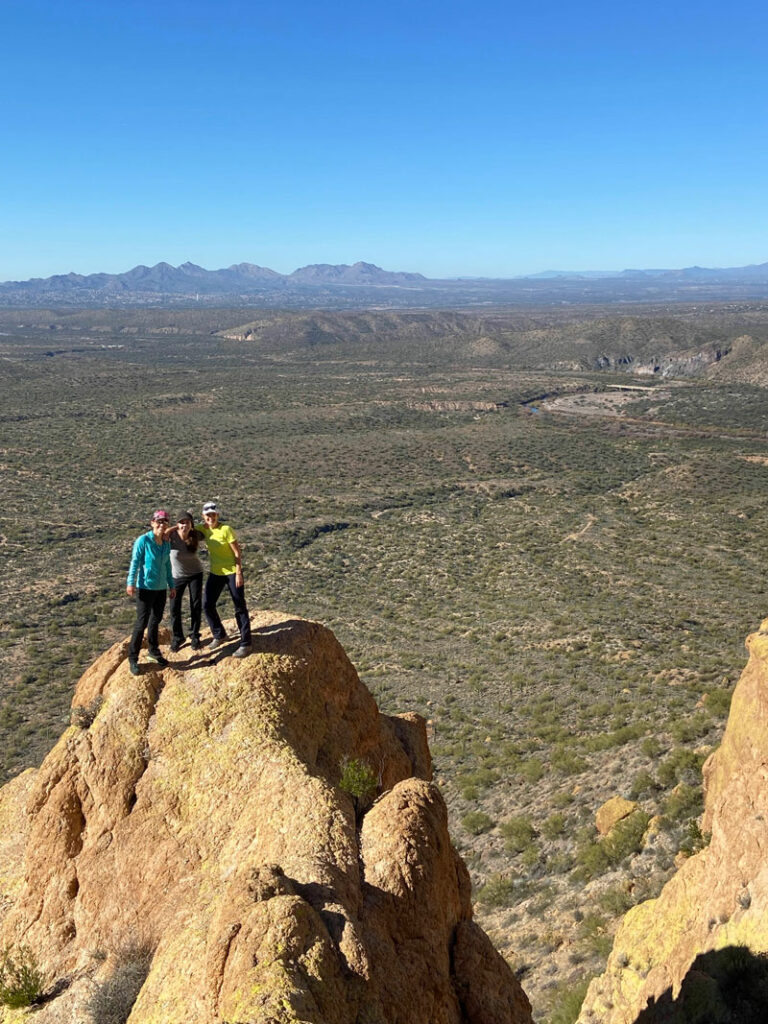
[634,946,768,1024]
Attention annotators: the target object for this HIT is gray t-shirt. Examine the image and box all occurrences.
[170,531,204,580]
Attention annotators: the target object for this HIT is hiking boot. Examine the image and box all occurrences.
[190,636,201,650]
[208,636,228,651]
[233,644,252,659]
[146,651,169,668]
[129,660,141,676]
[170,638,184,653]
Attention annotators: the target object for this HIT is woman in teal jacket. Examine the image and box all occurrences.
[126,509,176,674]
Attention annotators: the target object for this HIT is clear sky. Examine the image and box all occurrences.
[2,0,767,280]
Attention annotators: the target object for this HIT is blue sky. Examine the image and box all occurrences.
[2,0,767,280]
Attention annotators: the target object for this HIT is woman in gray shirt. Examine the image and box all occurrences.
[168,512,205,651]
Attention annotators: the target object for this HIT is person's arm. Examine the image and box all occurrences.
[165,546,176,597]
[230,539,244,587]
[126,535,144,597]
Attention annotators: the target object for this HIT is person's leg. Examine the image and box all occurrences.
[169,579,187,644]
[203,573,228,639]
[129,590,152,662]
[188,572,203,643]
[146,589,167,656]
[225,574,252,646]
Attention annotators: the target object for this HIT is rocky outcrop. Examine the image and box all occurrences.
[0,612,531,1024]
[596,797,638,837]
[579,620,768,1023]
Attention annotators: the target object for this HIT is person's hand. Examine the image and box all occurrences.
[235,570,243,586]
[126,585,135,597]
[169,588,177,599]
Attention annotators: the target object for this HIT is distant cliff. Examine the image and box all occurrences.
[0,613,531,1024]
[579,620,768,1023]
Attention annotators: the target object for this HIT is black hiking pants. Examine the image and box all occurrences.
[170,572,203,643]
[129,588,167,662]
[203,573,251,645]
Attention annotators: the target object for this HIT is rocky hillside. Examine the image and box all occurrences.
[0,613,531,1024]
[579,620,768,1022]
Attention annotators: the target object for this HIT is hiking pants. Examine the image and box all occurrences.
[170,572,203,643]
[129,588,167,662]
[203,572,251,645]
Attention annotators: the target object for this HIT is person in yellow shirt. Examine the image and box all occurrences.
[198,501,252,658]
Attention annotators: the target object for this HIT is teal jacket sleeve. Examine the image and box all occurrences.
[127,535,145,587]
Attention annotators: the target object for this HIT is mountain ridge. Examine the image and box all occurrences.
[5,259,768,308]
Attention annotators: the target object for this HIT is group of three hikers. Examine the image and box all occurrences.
[126,502,251,674]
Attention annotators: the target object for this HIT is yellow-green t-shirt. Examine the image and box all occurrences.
[198,522,238,575]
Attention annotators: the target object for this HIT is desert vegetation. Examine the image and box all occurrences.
[3,305,768,1019]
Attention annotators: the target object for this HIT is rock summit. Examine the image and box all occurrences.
[0,612,531,1024]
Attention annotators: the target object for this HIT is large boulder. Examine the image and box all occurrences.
[0,611,531,1024]
[596,796,638,837]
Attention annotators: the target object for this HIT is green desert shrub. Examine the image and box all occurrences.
[597,883,637,916]
[704,687,733,718]
[602,810,650,864]
[520,757,545,783]
[551,748,587,775]
[657,748,705,788]
[339,757,378,804]
[630,769,659,799]
[476,874,519,908]
[0,945,44,1008]
[662,782,703,821]
[541,812,567,839]
[679,819,710,856]
[500,816,536,853]
[574,811,650,881]
[545,974,596,1024]
[461,811,495,835]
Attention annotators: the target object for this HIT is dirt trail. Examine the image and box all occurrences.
[563,514,596,542]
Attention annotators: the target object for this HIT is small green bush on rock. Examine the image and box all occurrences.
[339,757,378,808]
[0,944,44,1008]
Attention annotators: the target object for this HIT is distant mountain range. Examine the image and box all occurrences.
[4,259,768,308]
[0,260,426,295]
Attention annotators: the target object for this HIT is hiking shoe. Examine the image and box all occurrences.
[129,660,141,676]
[190,636,201,650]
[233,644,252,659]
[208,636,228,651]
[170,638,184,653]
[146,651,169,668]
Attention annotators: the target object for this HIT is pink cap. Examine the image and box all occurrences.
[152,509,170,521]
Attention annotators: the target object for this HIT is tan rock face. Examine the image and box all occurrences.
[0,612,531,1024]
[579,619,768,1023]
[595,796,638,836]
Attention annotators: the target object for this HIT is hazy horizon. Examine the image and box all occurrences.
[5,254,768,288]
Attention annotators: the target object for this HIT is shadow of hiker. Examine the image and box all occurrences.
[159,638,245,672]
[634,946,768,1024]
